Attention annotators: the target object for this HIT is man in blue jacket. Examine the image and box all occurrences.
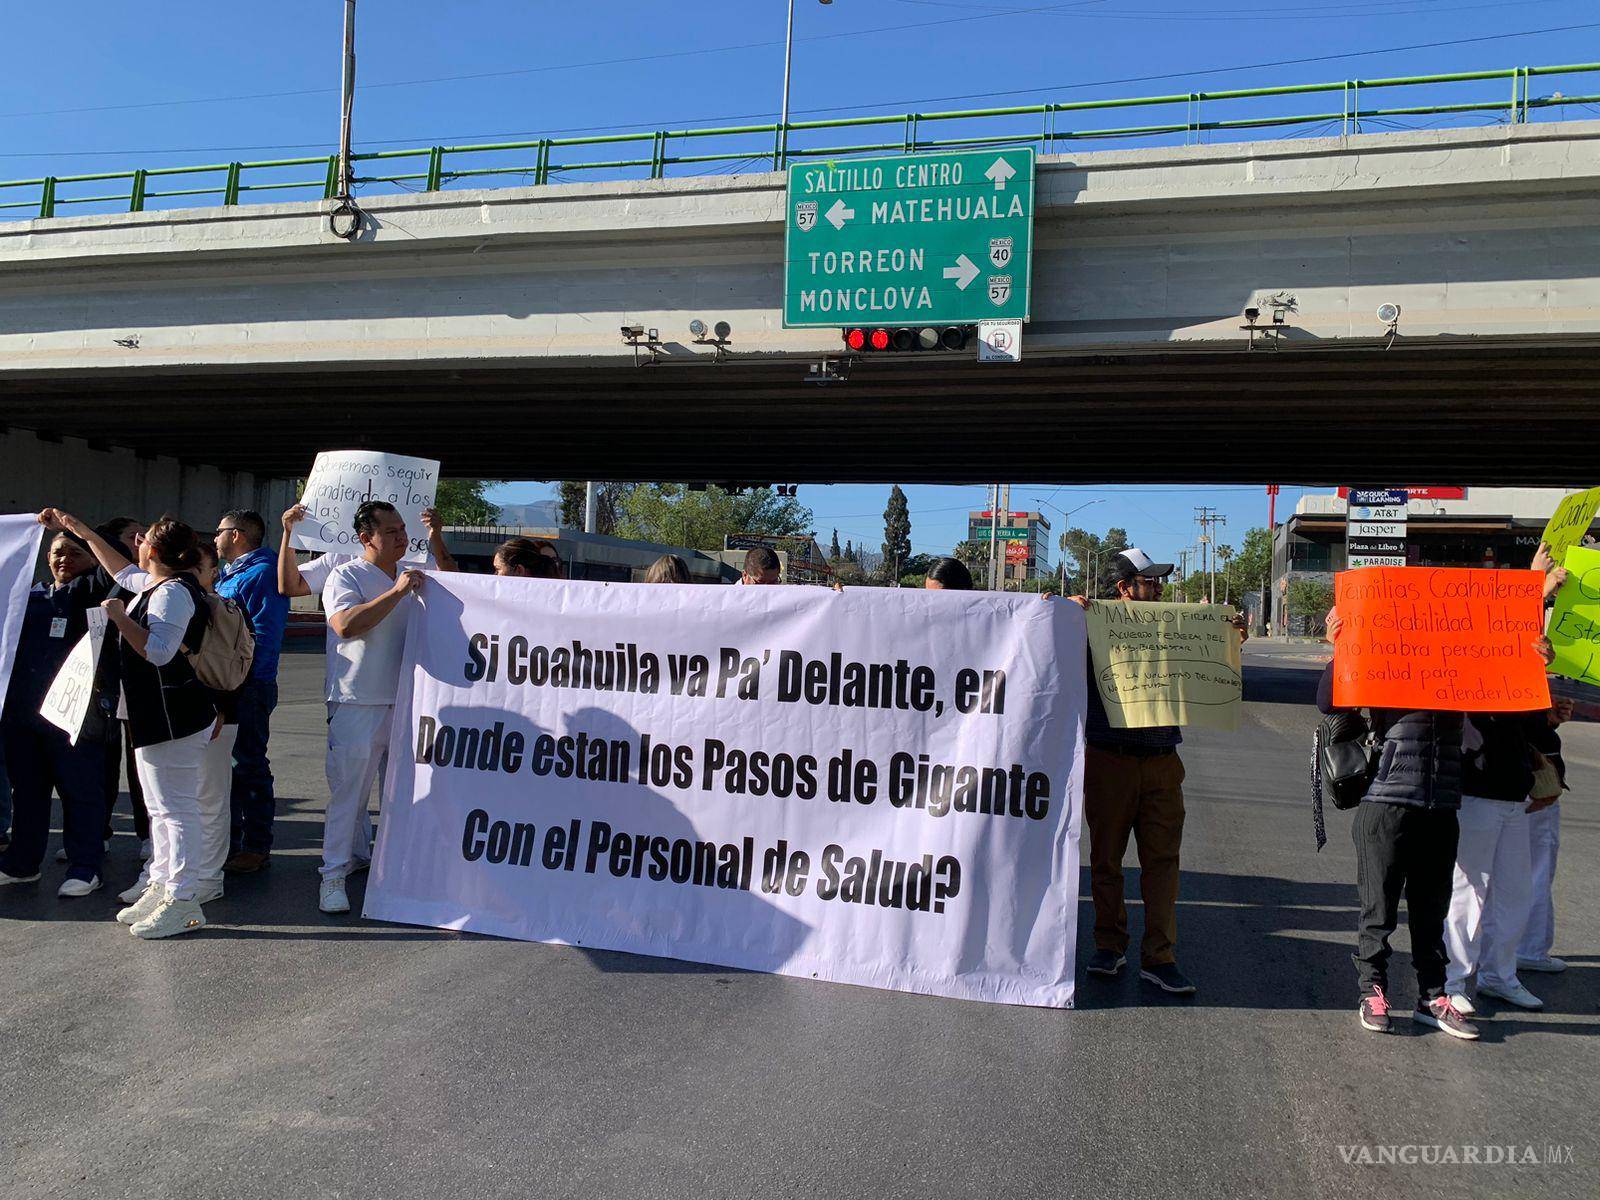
[213,510,288,874]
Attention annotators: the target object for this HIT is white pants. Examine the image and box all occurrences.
[133,726,212,903]
[1445,794,1533,994]
[1517,802,1560,961]
[197,723,238,886]
[323,703,391,881]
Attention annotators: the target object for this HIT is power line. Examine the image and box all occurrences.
[0,2,1139,122]
[1,8,1596,129]
[892,0,1569,21]
[4,19,1596,162]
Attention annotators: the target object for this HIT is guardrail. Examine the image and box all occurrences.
[3,61,1598,220]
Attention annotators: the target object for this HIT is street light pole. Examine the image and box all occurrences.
[1034,497,1104,595]
[779,0,832,168]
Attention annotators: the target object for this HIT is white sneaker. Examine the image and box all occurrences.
[1517,955,1567,974]
[117,884,167,926]
[319,877,350,914]
[193,882,224,905]
[57,875,102,898]
[1447,992,1476,1017]
[130,897,206,939]
[0,868,42,885]
[117,872,152,904]
[1479,979,1544,1010]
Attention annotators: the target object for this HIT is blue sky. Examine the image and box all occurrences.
[6,0,1595,562]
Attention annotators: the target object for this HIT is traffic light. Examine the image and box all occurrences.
[842,326,970,353]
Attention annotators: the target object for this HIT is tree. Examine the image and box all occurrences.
[1172,526,1271,606]
[951,540,990,582]
[880,485,913,584]
[1228,526,1273,600]
[432,480,502,526]
[1057,525,1130,596]
[1287,578,1335,634]
[613,484,813,550]
[558,481,586,528]
[829,528,841,560]
[844,538,855,561]
[902,552,936,578]
[557,481,627,536]
[832,560,871,587]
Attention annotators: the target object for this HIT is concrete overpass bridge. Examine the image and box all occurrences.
[3,111,1600,509]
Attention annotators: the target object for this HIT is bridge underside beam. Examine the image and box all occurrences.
[1,340,1593,486]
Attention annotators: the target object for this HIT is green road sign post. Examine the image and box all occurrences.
[783,148,1035,329]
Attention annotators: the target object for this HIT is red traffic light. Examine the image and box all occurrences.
[843,325,973,352]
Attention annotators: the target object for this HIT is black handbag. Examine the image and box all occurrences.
[1311,710,1374,850]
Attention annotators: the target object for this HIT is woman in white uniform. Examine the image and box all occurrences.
[103,519,218,940]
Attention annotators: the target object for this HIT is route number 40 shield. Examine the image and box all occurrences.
[989,237,1013,269]
[795,202,818,232]
[988,275,1013,307]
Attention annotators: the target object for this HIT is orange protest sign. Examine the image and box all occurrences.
[1331,567,1550,712]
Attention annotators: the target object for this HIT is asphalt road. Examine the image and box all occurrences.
[2,644,1596,1200]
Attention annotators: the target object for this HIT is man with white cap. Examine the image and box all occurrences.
[1075,548,1197,994]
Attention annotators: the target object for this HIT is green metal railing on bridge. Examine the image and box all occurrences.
[3,61,1598,220]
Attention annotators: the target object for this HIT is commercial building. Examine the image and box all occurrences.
[1270,487,1598,634]
[966,510,1052,585]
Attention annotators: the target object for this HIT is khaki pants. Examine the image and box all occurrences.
[1085,745,1185,968]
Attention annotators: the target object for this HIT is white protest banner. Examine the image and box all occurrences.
[40,608,107,744]
[0,514,45,708]
[1085,600,1243,731]
[290,450,440,564]
[366,575,1086,1008]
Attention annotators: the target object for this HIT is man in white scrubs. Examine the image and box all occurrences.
[313,501,424,915]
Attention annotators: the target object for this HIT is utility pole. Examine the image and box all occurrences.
[584,482,598,534]
[987,485,1001,591]
[336,0,357,200]
[1194,507,1226,604]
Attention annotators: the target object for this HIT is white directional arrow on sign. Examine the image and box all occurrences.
[943,254,979,290]
[984,157,1017,191]
[824,198,855,230]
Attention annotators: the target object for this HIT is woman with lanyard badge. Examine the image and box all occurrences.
[101,519,218,939]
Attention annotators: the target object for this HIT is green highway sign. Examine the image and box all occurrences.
[783,148,1035,329]
[978,526,1033,541]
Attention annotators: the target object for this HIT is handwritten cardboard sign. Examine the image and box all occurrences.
[1085,601,1242,731]
[40,608,106,744]
[1539,486,1600,565]
[1332,567,1549,712]
[1547,545,1600,686]
[290,450,440,564]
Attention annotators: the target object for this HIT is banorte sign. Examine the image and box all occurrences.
[1338,487,1467,501]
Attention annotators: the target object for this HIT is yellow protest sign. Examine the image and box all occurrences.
[1548,545,1600,685]
[1085,601,1242,731]
[1539,487,1600,564]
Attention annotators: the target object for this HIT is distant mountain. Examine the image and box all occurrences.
[492,500,563,529]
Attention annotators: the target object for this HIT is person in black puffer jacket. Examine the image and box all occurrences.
[1317,645,1468,1038]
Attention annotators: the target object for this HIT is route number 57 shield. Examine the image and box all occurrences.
[988,275,1013,307]
[989,237,1013,269]
[795,202,818,232]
